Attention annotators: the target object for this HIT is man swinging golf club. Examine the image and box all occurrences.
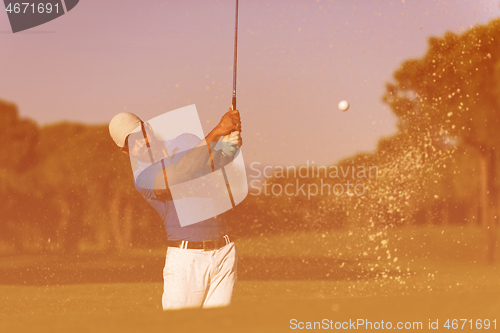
[109,107,242,310]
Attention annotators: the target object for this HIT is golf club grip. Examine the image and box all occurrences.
[231,96,237,135]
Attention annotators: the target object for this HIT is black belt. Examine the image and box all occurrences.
[167,235,231,251]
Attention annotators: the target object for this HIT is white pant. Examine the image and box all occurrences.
[162,242,237,310]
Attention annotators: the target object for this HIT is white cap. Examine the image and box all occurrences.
[109,112,142,147]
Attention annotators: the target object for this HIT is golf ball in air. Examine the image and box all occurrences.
[338,100,349,111]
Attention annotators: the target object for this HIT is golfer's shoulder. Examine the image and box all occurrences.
[172,133,202,149]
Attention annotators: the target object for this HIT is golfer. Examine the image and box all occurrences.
[109,108,242,310]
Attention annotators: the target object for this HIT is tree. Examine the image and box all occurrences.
[34,122,144,252]
[383,19,500,263]
[0,99,40,252]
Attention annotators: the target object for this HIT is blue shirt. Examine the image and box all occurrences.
[133,133,228,241]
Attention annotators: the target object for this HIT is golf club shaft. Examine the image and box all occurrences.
[232,0,238,111]
[221,0,239,209]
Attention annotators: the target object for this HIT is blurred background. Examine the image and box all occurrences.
[1,0,500,326]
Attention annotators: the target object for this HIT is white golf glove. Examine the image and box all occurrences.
[221,131,241,157]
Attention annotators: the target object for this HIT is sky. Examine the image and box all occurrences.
[1,0,500,167]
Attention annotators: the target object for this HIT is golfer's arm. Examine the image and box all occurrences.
[213,148,238,168]
[203,127,242,169]
[153,154,208,196]
[153,128,223,196]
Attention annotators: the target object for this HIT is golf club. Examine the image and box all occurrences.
[221,0,239,208]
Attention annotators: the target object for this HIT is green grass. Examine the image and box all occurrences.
[0,226,499,332]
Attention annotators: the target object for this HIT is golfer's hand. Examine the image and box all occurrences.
[217,108,241,136]
[222,131,242,157]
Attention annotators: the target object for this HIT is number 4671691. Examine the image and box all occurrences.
[443,319,496,330]
[5,2,59,14]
